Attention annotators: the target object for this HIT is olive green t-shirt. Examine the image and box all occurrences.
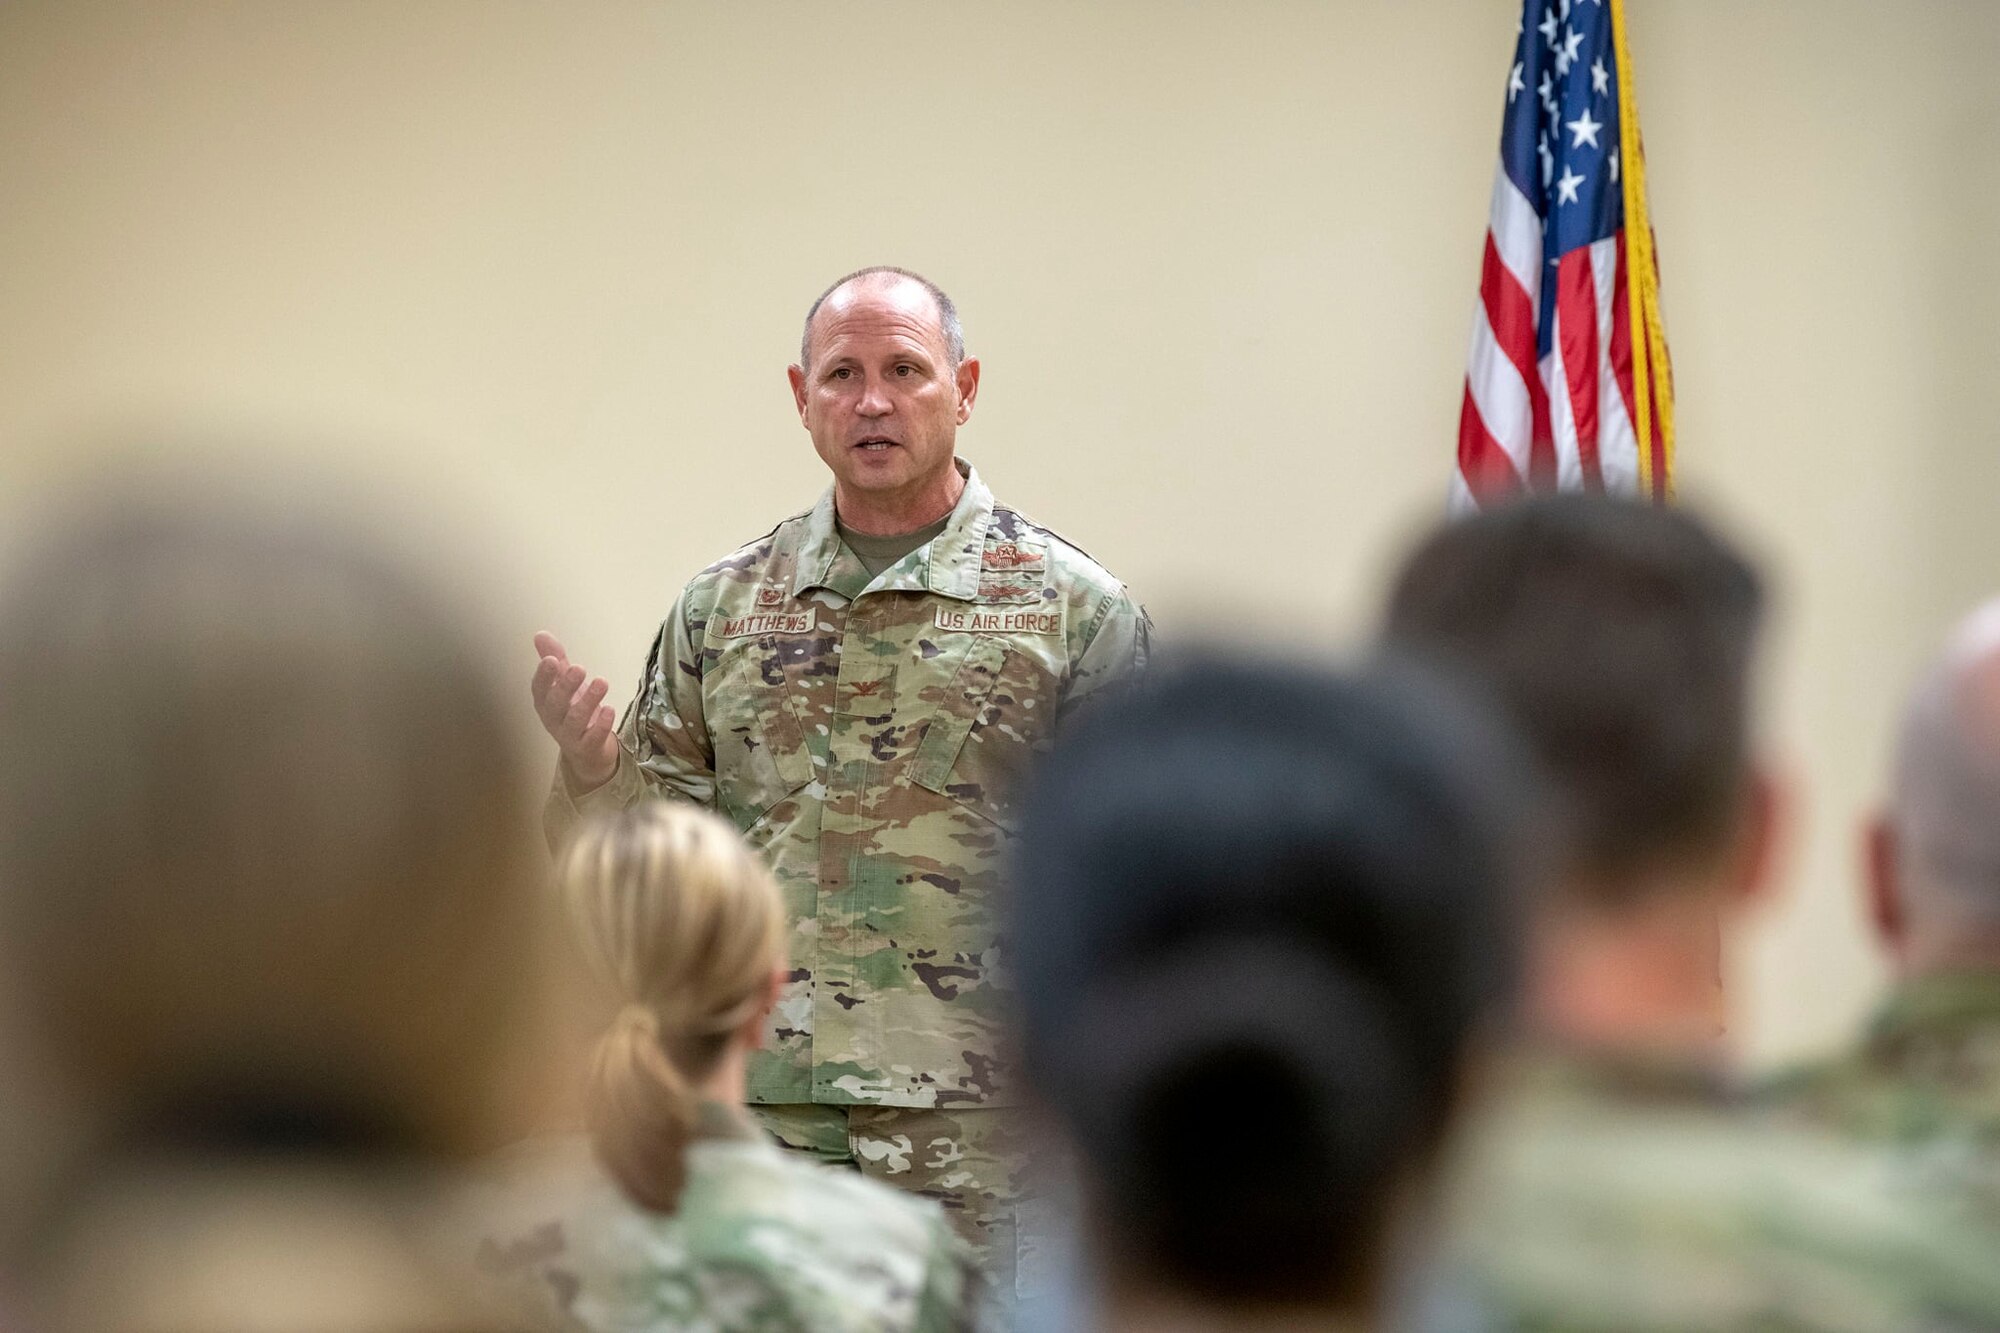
[837,515,951,579]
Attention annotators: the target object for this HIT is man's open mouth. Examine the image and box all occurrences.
[855,437,897,452]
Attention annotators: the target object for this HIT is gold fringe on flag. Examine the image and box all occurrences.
[1609,0,1675,501]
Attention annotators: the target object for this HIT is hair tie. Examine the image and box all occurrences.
[613,1002,659,1040]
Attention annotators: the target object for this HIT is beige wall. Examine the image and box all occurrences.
[2,0,1995,1067]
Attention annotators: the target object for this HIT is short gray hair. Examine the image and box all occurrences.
[1894,600,2000,929]
[799,265,964,371]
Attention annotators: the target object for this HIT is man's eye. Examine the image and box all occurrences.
[895,365,914,377]
[832,368,852,380]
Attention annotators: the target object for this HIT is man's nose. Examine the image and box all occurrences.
[856,375,894,417]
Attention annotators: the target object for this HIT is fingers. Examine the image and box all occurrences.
[552,663,586,724]
[530,655,566,727]
[562,674,611,737]
[531,662,593,739]
[528,634,615,761]
[578,703,619,766]
[530,632,573,730]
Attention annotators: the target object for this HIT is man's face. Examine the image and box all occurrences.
[788,277,979,506]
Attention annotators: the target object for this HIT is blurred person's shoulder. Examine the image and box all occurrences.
[679,1131,982,1329]
[1447,1046,2000,1332]
[1760,970,2000,1151]
[39,1158,513,1333]
[473,1117,979,1333]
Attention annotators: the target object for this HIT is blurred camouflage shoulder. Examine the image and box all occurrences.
[471,1132,987,1333]
[1446,1050,2000,1332]
[1758,971,2000,1149]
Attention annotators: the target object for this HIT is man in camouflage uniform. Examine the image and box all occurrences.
[530,266,1149,1297]
[1761,600,2000,1186]
[1383,496,2000,1331]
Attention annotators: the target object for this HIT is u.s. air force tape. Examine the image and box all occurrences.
[935,607,1061,635]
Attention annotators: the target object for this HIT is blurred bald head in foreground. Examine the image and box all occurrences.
[1867,599,2000,974]
[1760,595,2000,1191]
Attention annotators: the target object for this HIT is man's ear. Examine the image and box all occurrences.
[954,357,981,424]
[787,364,810,420]
[1725,765,1786,912]
[1863,811,1908,962]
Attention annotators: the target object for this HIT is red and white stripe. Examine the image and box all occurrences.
[1452,171,1642,512]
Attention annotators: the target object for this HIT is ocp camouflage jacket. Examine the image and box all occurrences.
[547,461,1149,1108]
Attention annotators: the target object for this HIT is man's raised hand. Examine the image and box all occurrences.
[531,631,620,791]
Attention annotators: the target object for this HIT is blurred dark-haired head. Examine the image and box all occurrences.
[1010,656,1536,1317]
[1383,494,1765,905]
[0,477,559,1185]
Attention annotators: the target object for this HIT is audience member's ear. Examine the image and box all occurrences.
[741,967,787,1052]
[1725,765,1787,912]
[1862,811,1908,963]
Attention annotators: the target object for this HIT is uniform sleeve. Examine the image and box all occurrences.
[1055,586,1152,729]
[542,590,718,849]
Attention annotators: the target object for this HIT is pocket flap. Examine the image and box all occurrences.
[764,690,815,791]
[910,638,1008,794]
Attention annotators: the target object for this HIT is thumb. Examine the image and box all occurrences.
[533,631,569,666]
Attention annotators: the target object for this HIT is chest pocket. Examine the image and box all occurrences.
[706,637,816,833]
[910,638,1053,831]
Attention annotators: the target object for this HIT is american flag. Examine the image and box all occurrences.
[1453,0,1674,511]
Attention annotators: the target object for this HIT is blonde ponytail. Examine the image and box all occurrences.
[557,803,785,1213]
[585,1004,698,1212]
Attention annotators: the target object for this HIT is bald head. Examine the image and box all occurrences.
[799,266,963,373]
[1891,600,2000,938]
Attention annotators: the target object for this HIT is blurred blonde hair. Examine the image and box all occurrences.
[0,477,553,1166]
[557,801,784,1213]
